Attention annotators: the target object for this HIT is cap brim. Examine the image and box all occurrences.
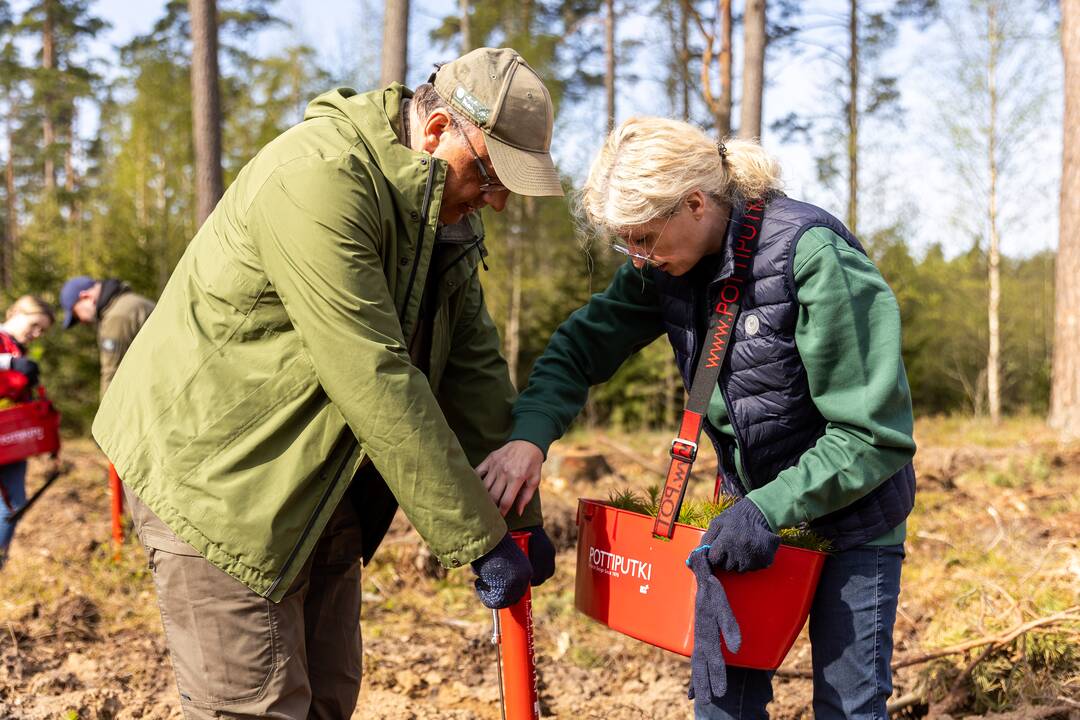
[486,135,564,197]
[62,311,77,329]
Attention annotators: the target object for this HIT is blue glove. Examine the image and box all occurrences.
[701,499,780,573]
[518,526,556,586]
[10,357,39,387]
[471,534,532,609]
[686,547,742,703]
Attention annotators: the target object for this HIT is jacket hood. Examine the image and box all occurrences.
[304,85,416,173]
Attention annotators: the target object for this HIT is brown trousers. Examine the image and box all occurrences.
[127,488,364,719]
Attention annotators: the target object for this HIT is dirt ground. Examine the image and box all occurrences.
[0,417,1077,719]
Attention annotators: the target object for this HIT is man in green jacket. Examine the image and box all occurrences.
[92,47,562,718]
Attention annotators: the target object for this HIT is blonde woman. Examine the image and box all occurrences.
[0,295,55,569]
[477,117,915,719]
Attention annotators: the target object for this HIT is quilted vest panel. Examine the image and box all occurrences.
[651,196,915,550]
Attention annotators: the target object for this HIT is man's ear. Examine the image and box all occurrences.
[421,109,453,154]
[78,290,94,302]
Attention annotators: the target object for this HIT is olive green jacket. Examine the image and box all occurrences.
[92,85,541,602]
[97,289,155,398]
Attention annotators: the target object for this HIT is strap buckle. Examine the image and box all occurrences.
[670,438,698,463]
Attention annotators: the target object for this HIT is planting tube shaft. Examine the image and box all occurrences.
[496,530,540,719]
[109,463,124,559]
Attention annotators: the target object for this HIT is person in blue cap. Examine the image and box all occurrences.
[59,276,155,398]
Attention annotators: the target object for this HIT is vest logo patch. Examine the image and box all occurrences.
[101,338,117,353]
[744,314,760,336]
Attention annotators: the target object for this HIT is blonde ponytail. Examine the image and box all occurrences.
[579,116,783,236]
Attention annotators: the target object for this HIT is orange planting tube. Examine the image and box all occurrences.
[498,531,540,719]
[108,463,124,558]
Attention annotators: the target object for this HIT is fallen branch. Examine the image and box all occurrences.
[776,606,1080,680]
[891,606,1080,670]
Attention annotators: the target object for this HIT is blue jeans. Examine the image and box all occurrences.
[695,544,904,720]
[0,461,28,569]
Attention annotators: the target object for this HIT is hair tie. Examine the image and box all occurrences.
[717,141,728,161]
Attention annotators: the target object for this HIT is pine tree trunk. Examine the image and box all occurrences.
[738,0,766,139]
[718,0,732,137]
[189,0,223,227]
[4,116,15,288]
[986,3,1001,424]
[42,0,56,193]
[380,0,409,86]
[1050,0,1080,438]
[459,0,471,53]
[65,117,79,265]
[847,0,859,237]
[157,155,170,292]
[679,0,691,120]
[605,0,616,133]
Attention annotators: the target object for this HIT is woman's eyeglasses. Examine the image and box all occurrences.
[608,211,676,266]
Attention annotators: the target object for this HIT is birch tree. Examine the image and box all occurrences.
[1050,0,1080,438]
[936,0,1054,422]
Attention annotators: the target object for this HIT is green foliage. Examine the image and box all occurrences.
[0,1,329,426]
[604,486,832,551]
[0,0,1062,435]
[869,226,1054,415]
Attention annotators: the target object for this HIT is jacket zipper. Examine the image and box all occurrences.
[266,433,357,598]
[401,161,436,326]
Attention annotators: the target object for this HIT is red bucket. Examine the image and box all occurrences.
[0,390,61,465]
[574,498,827,670]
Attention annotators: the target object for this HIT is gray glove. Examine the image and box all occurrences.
[686,545,742,704]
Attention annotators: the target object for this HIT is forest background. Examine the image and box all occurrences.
[0,0,1076,437]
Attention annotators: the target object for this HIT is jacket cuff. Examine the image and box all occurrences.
[508,411,562,459]
[745,477,802,532]
[436,519,507,569]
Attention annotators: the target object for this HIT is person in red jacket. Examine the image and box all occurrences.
[0,295,55,569]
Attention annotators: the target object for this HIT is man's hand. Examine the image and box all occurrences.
[476,440,544,516]
[471,534,532,609]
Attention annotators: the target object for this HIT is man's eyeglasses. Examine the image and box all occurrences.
[453,119,508,195]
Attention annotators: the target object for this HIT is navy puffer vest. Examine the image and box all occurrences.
[651,196,915,551]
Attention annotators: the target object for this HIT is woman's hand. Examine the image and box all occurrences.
[476,440,544,516]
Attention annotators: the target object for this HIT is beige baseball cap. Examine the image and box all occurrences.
[431,47,564,197]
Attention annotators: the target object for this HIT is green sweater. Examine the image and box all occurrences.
[511,226,914,546]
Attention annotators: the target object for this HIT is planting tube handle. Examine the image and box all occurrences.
[652,199,766,540]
